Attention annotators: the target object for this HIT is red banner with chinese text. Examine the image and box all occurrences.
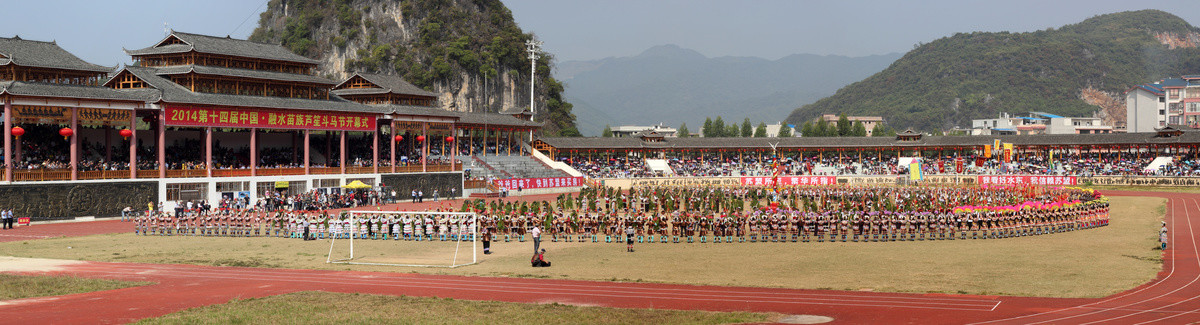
[977,175,1076,186]
[741,176,836,186]
[164,105,376,131]
[495,177,584,190]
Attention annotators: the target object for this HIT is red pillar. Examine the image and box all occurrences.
[389,121,396,173]
[3,98,10,182]
[372,126,379,174]
[205,127,213,178]
[70,107,78,181]
[14,134,20,168]
[450,124,457,171]
[250,128,257,176]
[339,130,346,175]
[158,110,166,179]
[129,111,136,179]
[421,122,428,172]
[303,130,310,175]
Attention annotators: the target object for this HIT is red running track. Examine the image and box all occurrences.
[0,190,1197,324]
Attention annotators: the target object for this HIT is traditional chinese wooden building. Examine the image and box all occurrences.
[1,31,539,209]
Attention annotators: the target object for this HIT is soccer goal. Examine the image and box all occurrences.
[326,211,478,268]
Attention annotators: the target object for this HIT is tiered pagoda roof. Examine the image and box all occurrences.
[0,36,112,73]
[125,31,319,65]
[332,73,437,98]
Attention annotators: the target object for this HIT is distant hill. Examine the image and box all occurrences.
[558,45,901,136]
[787,10,1200,131]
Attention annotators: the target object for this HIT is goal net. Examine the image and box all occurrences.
[326,211,478,268]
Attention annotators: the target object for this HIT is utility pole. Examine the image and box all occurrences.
[525,39,542,119]
[526,39,542,142]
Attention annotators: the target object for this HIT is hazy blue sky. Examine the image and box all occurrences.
[506,0,1200,61]
[1,0,1199,66]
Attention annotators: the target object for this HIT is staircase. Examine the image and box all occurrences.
[476,155,570,179]
[1145,156,1175,173]
[469,156,510,179]
[644,159,674,176]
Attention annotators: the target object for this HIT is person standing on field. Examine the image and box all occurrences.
[625,224,636,252]
[531,223,542,253]
[482,224,492,254]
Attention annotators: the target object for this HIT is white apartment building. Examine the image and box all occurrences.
[1126,76,1199,133]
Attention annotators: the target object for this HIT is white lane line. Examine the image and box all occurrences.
[54,268,999,311]
[1028,196,1200,325]
[65,263,1004,305]
[969,194,1186,325]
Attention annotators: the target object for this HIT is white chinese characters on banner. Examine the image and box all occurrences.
[977,175,1077,186]
[495,177,584,190]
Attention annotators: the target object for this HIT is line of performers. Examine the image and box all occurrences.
[131,184,1109,244]
[133,210,476,241]
[483,202,1109,244]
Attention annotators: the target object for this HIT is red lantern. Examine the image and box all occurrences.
[393,135,404,142]
[10,126,24,139]
[59,127,73,140]
[416,135,426,142]
[119,129,133,140]
[445,136,454,143]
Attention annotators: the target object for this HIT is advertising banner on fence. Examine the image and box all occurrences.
[626,177,742,188]
[741,176,837,186]
[165,105,376,131]
[977,175,1077,186]
[495,177,583,190]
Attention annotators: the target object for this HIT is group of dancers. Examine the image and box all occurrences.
[132,183,1109,244]
[133,209,475,241]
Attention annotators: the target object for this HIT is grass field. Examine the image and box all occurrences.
[0,274,150,300]
[137,291,775,325]
[0,196,1164,298]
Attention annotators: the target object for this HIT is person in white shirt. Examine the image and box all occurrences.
[531,224,542,253]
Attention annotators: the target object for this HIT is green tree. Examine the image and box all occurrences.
[815,119,830,137]
[754,122,768,137]
[836,114,852,137]
[713,117,726,137]
[702,118,714,137]
[677,123,690,138]
[726,125,739,137]
[601,125,613,137]
[871,124,897,137]
[851,121,867,137]
[778,124,793,137]
[741,118,753,137]
[800,122,813,137]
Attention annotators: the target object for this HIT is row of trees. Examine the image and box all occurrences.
[599,117,794,138]
[799,114,896,137]
[692,117,790,138]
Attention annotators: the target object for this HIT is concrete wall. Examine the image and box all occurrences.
[1127,89,1162,133]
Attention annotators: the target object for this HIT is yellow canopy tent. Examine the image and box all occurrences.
[341,180,373,189]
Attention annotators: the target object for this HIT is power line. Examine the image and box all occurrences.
[231,0,271,37]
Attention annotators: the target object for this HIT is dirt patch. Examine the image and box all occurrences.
[0,256,84,272]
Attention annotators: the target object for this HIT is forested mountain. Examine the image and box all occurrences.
[787,10,1200,131]
[248,0,579,136]
[559,45,900,136]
